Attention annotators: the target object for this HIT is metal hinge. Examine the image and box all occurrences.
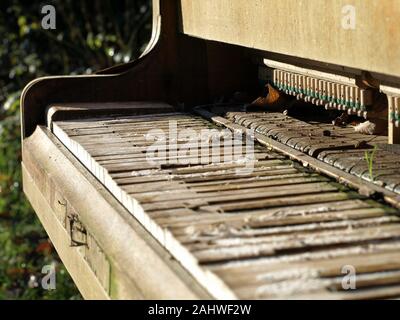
[67,213,87,247]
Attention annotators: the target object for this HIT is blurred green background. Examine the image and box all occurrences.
[0,0,151,299]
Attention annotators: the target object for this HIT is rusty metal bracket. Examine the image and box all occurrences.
[67,213,87,247]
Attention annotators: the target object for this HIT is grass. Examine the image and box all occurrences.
[364,145,377,181]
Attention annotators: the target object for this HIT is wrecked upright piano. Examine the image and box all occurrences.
[22,0,400,299]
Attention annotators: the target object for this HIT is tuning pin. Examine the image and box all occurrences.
[319,80,327,106]
[347,86,353,115]
[310,78,316,104]
[326,81,332,102]
[291,73,296,96]
[297,75,304,100]
[338,84,345,110]
[284,72,290,94]
[344,85,350,111]
[273,69,278,87]
[353,88,360,113]
[314,79,320,105]
[311,78,317,104]
[275,69,280,88]
[278,70,283,90]
[347,86,354,114]
[294,74,301,100]
[319,80,325,106]
[325,82,332,109]
[332,83,339,109]
[360,89,367,113]
[304,77,310,102]
[319,81,326,106]
[313,78,319,104]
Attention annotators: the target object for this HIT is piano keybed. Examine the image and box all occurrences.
[51,109,400,299]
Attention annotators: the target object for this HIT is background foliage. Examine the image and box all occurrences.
[0,0,151,299]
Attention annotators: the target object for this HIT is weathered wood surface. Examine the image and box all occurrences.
[52,111,400,299]
[224,111,400,195]
[23,126,212,299]
[180,0,400,80]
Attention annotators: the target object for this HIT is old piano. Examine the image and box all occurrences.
[21,0,400,299]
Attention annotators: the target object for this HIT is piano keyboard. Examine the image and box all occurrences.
[52,111,400,299]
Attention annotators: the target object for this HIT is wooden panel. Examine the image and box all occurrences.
[180,0,400,78]
[22,164,109,300]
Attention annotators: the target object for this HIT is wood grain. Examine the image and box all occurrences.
[52,111,400,299]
